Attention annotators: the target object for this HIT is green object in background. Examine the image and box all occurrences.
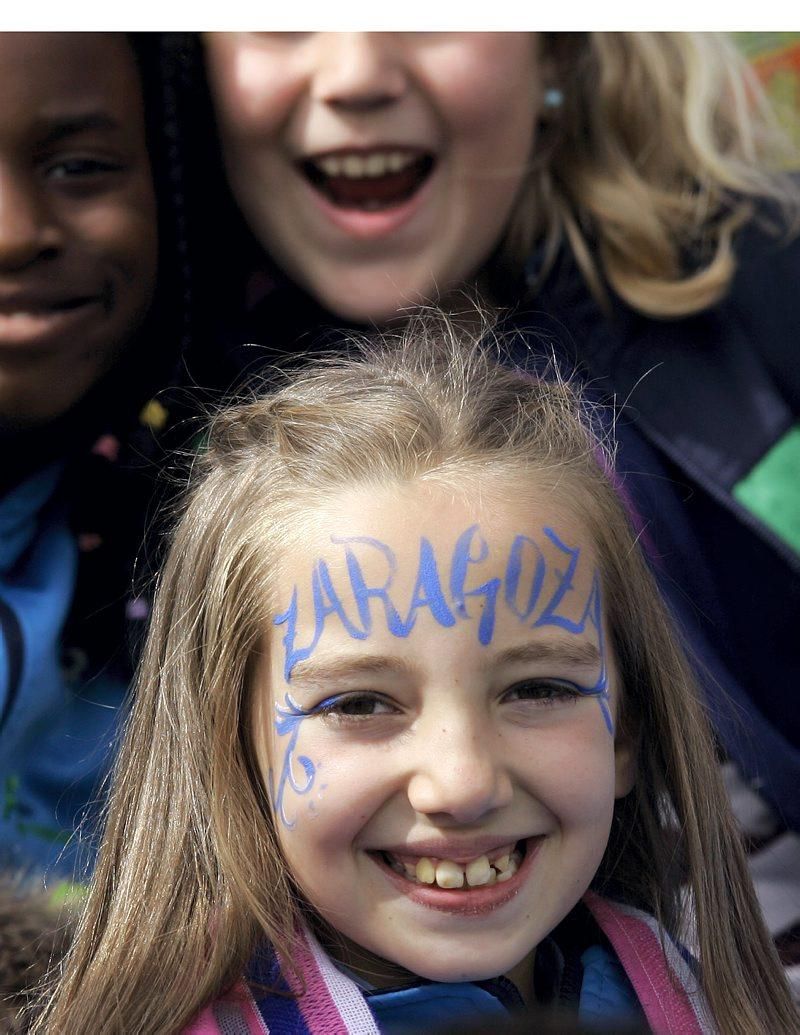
[732,32,800,59]
[49,880,89,911]
[733,425,800,554]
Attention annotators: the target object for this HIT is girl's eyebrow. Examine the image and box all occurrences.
[494,640,601,669]
[286,639,600,688]
[288,654,418,688]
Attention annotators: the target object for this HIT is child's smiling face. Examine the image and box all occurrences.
[205,33,541,323]
[0,33,157,429]
[254,476,635,987]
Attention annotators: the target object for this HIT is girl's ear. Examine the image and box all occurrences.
[614,731,637,798]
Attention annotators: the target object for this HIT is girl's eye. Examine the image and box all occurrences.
[504,679,581,705]
[312,693,396,720]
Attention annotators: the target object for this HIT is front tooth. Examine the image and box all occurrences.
[320,156,342,176]
[416,857,436,884]
[387,151,407,172]
[364,153,387,176]
[465,855,492,887]
[343,154,366,177]
[435,860,465,889]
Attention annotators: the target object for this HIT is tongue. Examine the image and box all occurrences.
[322,165,424,209]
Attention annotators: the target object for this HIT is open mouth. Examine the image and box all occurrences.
[375,840,529,891]
[300,148,436,211]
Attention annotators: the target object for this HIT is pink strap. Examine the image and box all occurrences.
[183,980,268,1034]
[584,892,709,1033]
[280,928,380,1034]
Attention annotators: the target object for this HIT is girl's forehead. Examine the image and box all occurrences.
[285,477,595,563]
[0,33,138,114]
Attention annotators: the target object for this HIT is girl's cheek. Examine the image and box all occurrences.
[208,41,296,138]
[417,36,539,132]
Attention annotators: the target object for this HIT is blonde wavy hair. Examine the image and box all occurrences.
[36,314,796,1033]
[505,32,800,317]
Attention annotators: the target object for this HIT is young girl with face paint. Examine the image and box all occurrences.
[37,317,797,1034]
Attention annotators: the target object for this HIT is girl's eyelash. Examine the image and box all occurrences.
[308,692,394,720]
[504,679,584,705]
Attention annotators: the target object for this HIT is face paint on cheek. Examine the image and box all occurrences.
[269,694,318,829]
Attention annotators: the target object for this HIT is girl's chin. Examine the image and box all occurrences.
[303,265,492,327]
[310,281,431,326]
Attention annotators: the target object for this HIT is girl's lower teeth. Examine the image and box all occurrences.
[386,850,522,889]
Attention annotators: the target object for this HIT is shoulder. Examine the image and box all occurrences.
[727,209,800,355]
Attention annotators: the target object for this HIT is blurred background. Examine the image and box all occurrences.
[736,31,800,159]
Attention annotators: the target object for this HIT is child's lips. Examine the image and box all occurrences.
[0,294,105,352]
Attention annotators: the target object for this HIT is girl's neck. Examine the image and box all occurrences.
[317,923,536,1004]
[504,949,536,1005]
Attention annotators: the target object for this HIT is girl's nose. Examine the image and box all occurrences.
[0,168,60,271]
[406,718,514,825]
[310,33,409,112]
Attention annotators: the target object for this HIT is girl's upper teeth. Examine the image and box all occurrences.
[317,151,414,179]
[387,846,522,889]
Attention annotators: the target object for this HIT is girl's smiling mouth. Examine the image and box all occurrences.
[299,147,436,211]
[369,837,543,914]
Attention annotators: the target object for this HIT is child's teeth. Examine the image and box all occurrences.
[398,846,523,889]
[465,855,493,887]
[364,152,386,175]
[343,154,365,177]
[416,857,436,884]
[314,151,416,180]
[320,156,342,176]
[435,860,465,889]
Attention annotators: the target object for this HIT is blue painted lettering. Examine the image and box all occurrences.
[333,535,407,638]
[505,534,546,621]
[401,537,456,634]
[450,525,501,645]
[534,526,582,632]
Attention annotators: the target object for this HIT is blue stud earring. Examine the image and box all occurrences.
[543,87,564,110]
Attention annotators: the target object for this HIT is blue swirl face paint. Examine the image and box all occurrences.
[273,521,613,734]
[269,693,318,829]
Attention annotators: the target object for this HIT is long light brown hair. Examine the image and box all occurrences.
[504,32,800,317]
[37,314,797,1033]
